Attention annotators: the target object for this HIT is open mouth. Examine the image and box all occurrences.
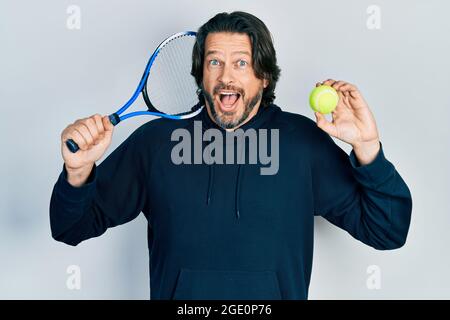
[217,92,241,112]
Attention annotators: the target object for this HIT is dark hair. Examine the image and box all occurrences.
[191,11,281,107]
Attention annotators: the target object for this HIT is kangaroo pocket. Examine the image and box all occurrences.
[172,268,282,300]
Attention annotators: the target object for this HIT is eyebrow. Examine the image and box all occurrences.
[205,50,251,57]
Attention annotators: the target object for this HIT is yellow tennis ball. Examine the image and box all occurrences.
[309,85,339,114]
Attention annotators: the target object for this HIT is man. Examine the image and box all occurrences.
[50,11,412,299]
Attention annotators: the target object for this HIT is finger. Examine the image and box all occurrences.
[74,123,95,147]
[84,117,100,142]
[67,128,88,151]
[92,114,105,135]
[321,79,336,86]
[349,90,358,99]
[339,83,360,98]
[339,82,358,91]
[341,84,362,101]
[336,91,351,113]
[332,80,347,91]
[341,90,352,106]
[91,115,105,144]
[73,117,87,125]
[336,90,348,109]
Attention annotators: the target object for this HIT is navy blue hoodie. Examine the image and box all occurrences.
[49,104,412,299]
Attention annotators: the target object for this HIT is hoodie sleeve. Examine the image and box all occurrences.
[311,129,412,250]
[49,127,150,246]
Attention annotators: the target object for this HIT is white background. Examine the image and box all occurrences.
[0,0,448,299]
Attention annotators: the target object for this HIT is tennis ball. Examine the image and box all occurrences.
[309,85,339,114]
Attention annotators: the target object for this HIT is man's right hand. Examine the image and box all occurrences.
[61,114,114,186]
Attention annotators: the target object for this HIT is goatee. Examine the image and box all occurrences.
[201,84,263,129]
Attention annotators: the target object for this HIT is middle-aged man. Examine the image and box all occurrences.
[50,11,412,299]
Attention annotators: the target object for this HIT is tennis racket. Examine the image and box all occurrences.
[66,31,203,153]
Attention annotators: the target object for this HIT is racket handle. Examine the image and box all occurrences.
[65,113,120,153]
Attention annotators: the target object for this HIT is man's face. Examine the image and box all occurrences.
[202,32,268,130]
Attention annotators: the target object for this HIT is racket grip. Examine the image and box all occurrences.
[65,113,120,153]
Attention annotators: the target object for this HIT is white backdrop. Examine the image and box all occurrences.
[0,0,449,299]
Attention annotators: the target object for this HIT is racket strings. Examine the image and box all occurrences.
[166,36,198,112]
[165,38,189,110]
[146,34,199,115]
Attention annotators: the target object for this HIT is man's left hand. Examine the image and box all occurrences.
[314,79,381,166]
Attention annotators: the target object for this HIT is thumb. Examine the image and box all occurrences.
[102,116,114,132]
[314,112,336,136]
[102,116,114,141]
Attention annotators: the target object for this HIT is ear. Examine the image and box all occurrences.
[263,78,269,89]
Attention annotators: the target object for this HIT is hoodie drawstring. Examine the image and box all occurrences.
[205,140,246,219]
[206,162,243,220]
[202,103,277,220]
[235,164,243,219]
[234,136,246,219]
[206,164,214,205]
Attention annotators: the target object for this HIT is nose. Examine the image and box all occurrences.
[218,62,235,85]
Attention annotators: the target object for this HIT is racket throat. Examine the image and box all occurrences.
[109,113,121,126]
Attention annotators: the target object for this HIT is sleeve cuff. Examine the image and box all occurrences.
[55,163,98,202]
[348,141,395,188]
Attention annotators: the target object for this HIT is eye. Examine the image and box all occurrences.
[209,59,220,66]
[237,59,248,68]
